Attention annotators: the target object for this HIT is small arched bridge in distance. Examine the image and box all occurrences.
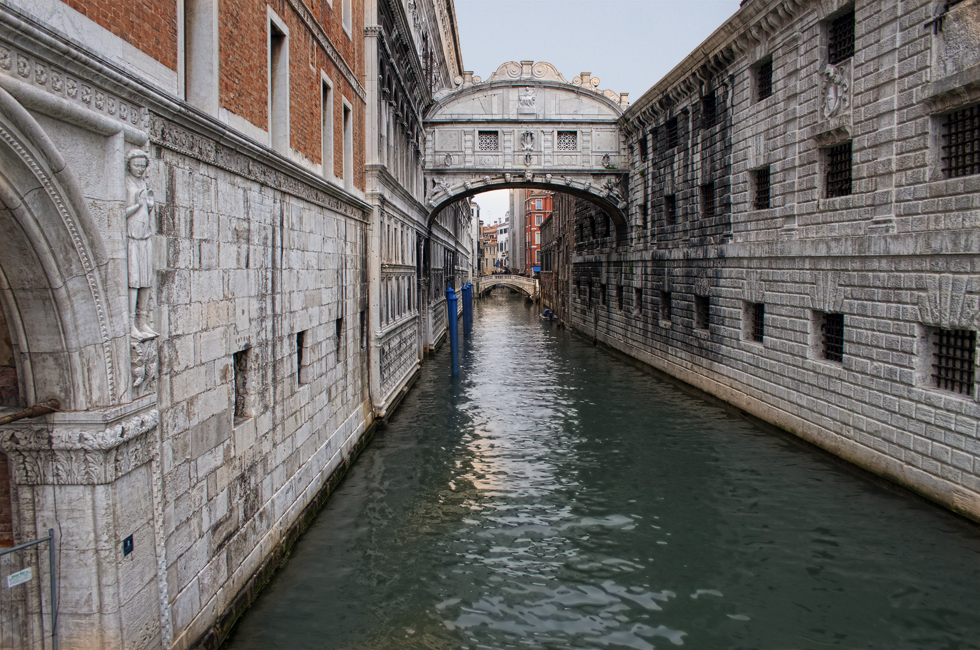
[474,275,538,299]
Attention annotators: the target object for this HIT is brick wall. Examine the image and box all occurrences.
[62,0,177,69]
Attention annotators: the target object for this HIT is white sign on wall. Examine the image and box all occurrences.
[6,567,32,588]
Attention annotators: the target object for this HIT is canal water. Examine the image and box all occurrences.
[224,293,980,650]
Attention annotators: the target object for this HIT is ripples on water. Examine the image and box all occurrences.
[224,293,980,650]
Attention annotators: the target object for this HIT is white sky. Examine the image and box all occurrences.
[454,0,743,224]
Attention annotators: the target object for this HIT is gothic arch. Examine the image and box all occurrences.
[0,87,122,410]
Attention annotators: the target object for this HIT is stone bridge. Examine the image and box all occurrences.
[424,61,630,235]
[474,274,538,299]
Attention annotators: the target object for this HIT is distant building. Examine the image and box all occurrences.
[524,191,553,276]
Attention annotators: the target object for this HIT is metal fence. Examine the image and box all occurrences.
[0,530,57,650]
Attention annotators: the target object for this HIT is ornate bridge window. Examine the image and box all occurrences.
[557,131,577,151]
[478,131,499,151]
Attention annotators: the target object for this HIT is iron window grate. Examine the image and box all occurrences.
[942,105,980,178]
[702,93,716,129]
[478,131,499,151]
[757,58,773,100]
[639,133,649,160]
[828,10,855,65]
[932,328,976,396]
[695,295,710,330]
[826,141,852,197]
[754,167,771,209]
[557,131,577,151]
[665,117,678,149]
[701,182,715,219]
[660,291,672,322]
[751,303,765,342]
[821,312,845,362]
[665,194,677,225]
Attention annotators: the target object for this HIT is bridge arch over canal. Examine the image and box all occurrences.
[474,274,537,299]
[423,61,630,240]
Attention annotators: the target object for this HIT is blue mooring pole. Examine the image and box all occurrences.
[462,282,473,335]
[446,283,459,376]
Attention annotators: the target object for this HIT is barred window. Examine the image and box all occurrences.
[233,348,249,423]
[757,58,773,100]
[702,92,717,129]
[639,133,649,160]
[754,167,771,210]
[828,9,855,65]
[942,105,980,178]
[700,182,715,219]
[478,131,498,151]
[634,287,642,315]
[749,303,765,343]
[557,131,577,151]
[665,117,678,149]
[695,295,710,330]
[660,291,672,322]
[665,194,677,225]
[617,285,624,311]
[820,312,845,362]
[932,328,976,396]
[825,141,852,198]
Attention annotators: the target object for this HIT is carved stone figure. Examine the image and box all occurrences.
[124,149,158,340]
[519,87,535,108]
[821,64,849,119]
[521,130,535,151]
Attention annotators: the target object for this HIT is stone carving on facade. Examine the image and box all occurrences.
[525,153,533,166]
[131,337,158,397]
[602,177,623,203]
[519,87,536,108]
[125,149,158,342]
[524,170,533,182]
[821,63,849,119]
[444,153,453,166]
[919,274,980,330]
[808,271,844,313]
[521,130,534,151]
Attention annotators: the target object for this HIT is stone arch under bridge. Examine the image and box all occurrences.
[423,61,630,236]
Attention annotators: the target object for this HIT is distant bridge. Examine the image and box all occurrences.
[474,274,538,299]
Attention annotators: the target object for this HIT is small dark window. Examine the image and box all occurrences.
[942,105,980,178]
[600,284,607,307]
[757,58,773,100]
[932,328,976,396]
[826,141,852,198]
[639,203,648,229]
[660,291,672,322]
[335,317,343,353]
[233,348,249,423]
[754,167,771,210]
[750,303,765,343]
[821,312,845,362]
[695,295,710,330]
[827,10,855,65]
[639,133,649,160]
[359,310,367,350]
[617,285,624,311]
[665,117,678,150]
[701,92,716,129]
[296,330,308,385]
[634,287,642,314]
[665,194,677,225]
[700,182,715,219]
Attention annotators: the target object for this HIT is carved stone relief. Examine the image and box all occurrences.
[821,63,849,119]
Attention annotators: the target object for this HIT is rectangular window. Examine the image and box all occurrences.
[749,302,765,343]
[359,310,367,350]
[296,330,309,385]
[754,167,771,210]
[342,0,352,35]
[825,141,852,198]
[478,131,499,151]
[535,199,543,210]
[617,285,624,312]
[639,133,648,160]
[701,92,716,129]
[335,317,344,353]
[557,131,577,151]
[600,284,607,307]
[269,17,289,153]
[536,215,543,225]
[535,231,540,245]
[665,117,678,149]
[827,9,855,65]
[233,348,249,424]
[660,291,672,322]
[932,328,976,396]
[639,203,648,229]
[634,287,642,315]
[182,0,218,114]
[665,194,677,225]
[820,312,845,362]
[321,78,334,178]
[700,182,715,219]
[942,105,980,178]
[342,102,353,190]
[757,57,773,101]
[695,295,710,330]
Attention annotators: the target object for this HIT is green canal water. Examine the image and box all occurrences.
[223,293,980,650]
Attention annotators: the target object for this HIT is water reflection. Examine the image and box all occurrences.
[223,292,980,650]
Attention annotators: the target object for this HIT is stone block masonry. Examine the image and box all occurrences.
[570,0,980,522]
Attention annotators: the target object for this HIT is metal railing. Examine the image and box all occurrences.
[0,530,57,650]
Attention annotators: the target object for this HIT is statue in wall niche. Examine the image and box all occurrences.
[124,149,158,341]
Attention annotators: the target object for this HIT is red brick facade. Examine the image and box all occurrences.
[63,0,178,69]
[525,191,552,276]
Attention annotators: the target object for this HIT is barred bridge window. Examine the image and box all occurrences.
[478,131,499,151]
[749,302,765,342]
[826,141,852,197]
[757,58,773,100]
[932,328,976,396]
[557,131,577,151]
[828,9,855,65]
[754,167,771,209]
[942,105,980,178]
[821,312,844,362]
